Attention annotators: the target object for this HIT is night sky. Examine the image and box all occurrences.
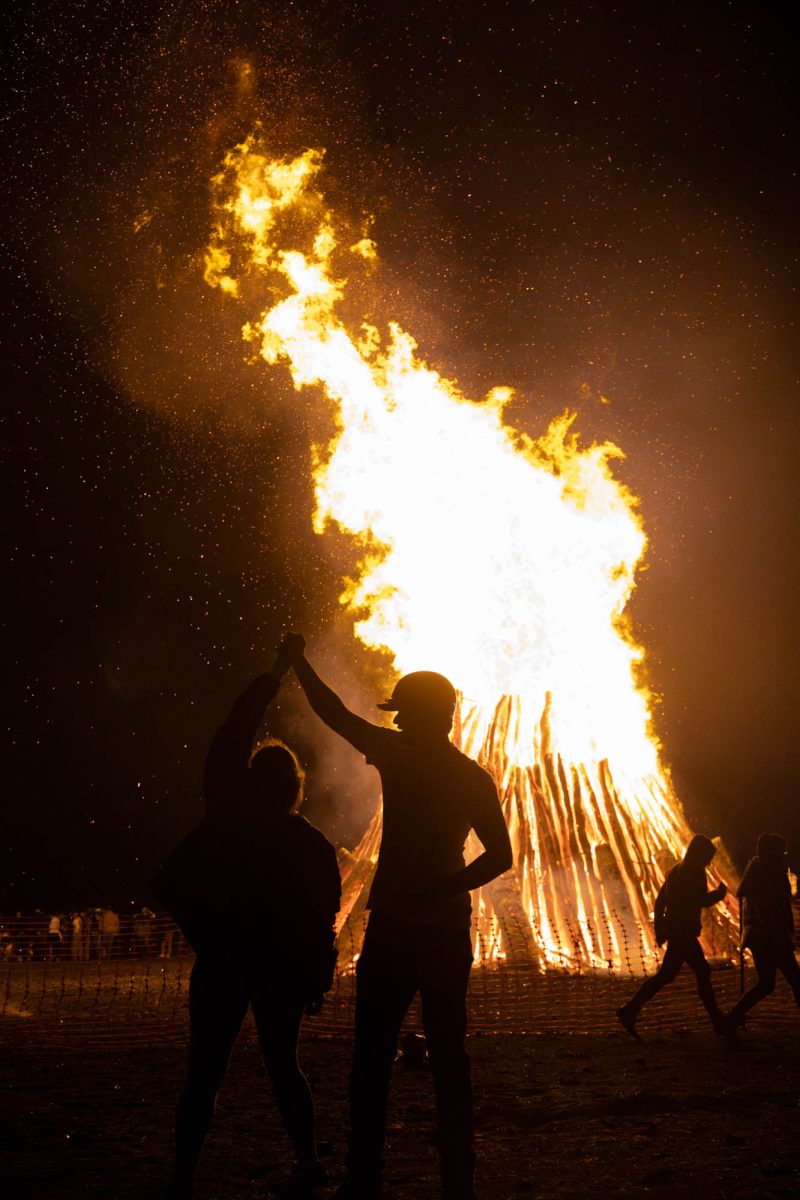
[4,0,798,910]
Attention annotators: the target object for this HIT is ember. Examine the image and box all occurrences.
[205,137,738,972]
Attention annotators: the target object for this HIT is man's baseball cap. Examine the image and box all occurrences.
[377,671,457,712]
[757,832,787,859]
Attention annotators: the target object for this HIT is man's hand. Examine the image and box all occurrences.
[713,882,727,902]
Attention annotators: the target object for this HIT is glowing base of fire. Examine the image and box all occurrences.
[334,696,739,976]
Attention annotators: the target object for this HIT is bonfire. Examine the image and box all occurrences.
[203,137,739,974]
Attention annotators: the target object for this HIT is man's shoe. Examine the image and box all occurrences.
[333,1170,384,1199]
[273,1161,329,1195]
[441,1162,476,1200]
[616,1004,640,1040]
[716,1013,739,1043]
[163,1176,193,1200]
[710,1010,730,1039]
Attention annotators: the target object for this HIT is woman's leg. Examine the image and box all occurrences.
[252,990,317,1164]
[172,959,249,1188]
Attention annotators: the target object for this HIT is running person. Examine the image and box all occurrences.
[728,833,800,1029]
[617,834,727,1039]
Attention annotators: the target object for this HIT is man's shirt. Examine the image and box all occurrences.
[358,726,504,930]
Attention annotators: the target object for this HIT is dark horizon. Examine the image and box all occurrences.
[4,0,799,911]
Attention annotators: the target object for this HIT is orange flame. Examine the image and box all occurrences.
[204,137,737,972]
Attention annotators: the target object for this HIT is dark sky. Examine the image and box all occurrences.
[3,0,799,909]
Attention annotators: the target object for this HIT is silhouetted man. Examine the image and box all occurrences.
[728,833,800,1029]
[153,651,341,1199]
[617,834,727,1039]
[281,634,513,1200]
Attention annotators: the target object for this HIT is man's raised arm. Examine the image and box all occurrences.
[281,633,377,753]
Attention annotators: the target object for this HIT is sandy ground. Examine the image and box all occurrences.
[3,1016,800,1200]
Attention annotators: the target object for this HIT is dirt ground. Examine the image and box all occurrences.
[3,1018,800,1200]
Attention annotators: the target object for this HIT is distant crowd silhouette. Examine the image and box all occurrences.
[153,635,799,1200]
[1,906,183,962]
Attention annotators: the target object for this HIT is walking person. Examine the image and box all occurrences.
[617,834,728,1039]
[280,633,513,1200]
[727,833,800,1029]
[154,650,341,1200]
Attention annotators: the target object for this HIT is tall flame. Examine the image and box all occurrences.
[205,137,737,971]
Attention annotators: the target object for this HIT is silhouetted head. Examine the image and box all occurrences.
[756,832,787,867]
[245,739,304,818]
[378,671,457,737]
[683,834,716,869]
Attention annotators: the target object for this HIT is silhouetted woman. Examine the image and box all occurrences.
[617,834,727,1038]
[154,651,341,1199]
[728,833,800,1029]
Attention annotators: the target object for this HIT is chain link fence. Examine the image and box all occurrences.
[3,905,799,1052]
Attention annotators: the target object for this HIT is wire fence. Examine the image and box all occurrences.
[2,907,799,1052]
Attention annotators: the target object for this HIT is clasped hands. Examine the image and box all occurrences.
[271,632,306,678]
